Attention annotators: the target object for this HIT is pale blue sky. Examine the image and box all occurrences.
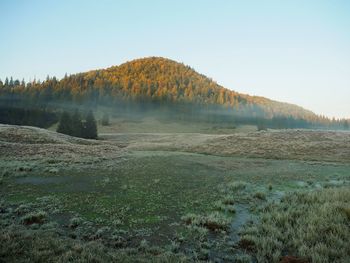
[1,0,349,118]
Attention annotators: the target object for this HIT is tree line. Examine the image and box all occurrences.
[0,106,58,128]
[0,57,349,130]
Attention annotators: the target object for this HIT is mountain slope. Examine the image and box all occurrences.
[78,57,317,120]
[0,57,332,125]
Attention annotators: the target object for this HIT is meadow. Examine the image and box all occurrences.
[0,121,349,262]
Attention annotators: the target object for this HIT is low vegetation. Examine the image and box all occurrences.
[0,124,349,262]
[21,211,47,225]
[240,188,350,263]
[182,211,231,232]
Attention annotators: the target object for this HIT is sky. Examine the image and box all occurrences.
[0,0,349,118]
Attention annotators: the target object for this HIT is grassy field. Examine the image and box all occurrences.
[0,123,349,262]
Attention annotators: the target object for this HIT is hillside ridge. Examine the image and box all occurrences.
[72,56,317,119]
[0,56,341,127]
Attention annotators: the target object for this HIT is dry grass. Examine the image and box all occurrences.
[2,124,350,164]
[103,128,350,163]
[189,130,350,163]
[0,124,125,162]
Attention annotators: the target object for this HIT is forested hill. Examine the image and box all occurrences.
[0,57,345,128]
[82,57,317,120]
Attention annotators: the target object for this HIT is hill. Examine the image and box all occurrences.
[0,57,347,128]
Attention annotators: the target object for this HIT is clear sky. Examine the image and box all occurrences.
[1,0,349,118]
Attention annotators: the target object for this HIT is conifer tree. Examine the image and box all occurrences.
[57,111,72,135]
[71,110,83,137]
[83,110,97,139]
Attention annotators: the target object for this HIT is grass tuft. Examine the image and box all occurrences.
[182,212,230,232]
[253,191,266,200]
[21,211,47,225]
[227,181,248,191]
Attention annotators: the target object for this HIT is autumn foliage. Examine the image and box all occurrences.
[0,57,348,129]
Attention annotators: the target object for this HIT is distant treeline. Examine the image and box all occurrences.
[0,106,58,128]
[0,57,349,130]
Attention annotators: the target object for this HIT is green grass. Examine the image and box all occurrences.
[241,187,350,263]
[1,150,350,262]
